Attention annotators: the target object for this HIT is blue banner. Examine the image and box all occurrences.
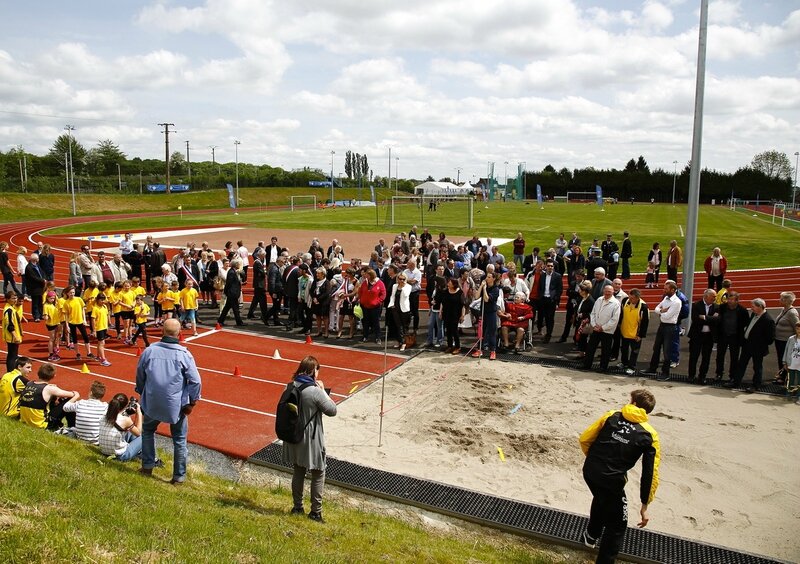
[146,184,190,193]
[536,184,543,207]
[595,185,603,206]
[226,183,236,209]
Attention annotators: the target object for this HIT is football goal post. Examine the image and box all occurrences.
[290,195,317,212]
[772,203,787,226]
[385,195,474,230]
[566,191,599,202]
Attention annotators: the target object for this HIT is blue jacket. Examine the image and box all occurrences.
[135,337,202,424]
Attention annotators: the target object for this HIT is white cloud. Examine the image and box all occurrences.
[708,0,742,26]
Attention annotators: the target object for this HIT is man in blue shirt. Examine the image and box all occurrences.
[135,318,202,484]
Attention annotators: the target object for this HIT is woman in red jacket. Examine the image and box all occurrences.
[357,269,386,345]
[500,291,533,353]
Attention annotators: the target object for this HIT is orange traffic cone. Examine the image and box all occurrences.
[214,322,222,330]
[305,334,313,345]
[233,365,242,377]
[136,346,142,357]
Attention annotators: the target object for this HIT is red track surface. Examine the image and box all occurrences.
[1,214,798,458]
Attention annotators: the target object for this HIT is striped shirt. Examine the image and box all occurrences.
[62,399,108,444]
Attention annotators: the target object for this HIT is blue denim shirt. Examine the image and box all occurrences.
[135,336,202,424]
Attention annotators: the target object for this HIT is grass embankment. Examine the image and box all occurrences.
[43,200,800,270]
[0,417,568,563]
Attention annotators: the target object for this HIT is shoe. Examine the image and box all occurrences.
[235,322,246,326]
[640,370,657,377]
[670,361,678,368]
[625,368,635,376]
[138,468,153,477]
[657,374,671,382]
[513,348,521,355]
[698,378,706,385]
[76,353,82,361]
[361,337,368,343]
[451,348,461,355]
[399,344,406,351]
[193,332,199,336]
[542,334,551,344]
[722,381,737,388]
[153,458,165,468]
[290,507,305,515]
[609,357,617,362]
[308,511,325,523]
[169,478,184,486]
[375,339,381,345]
[471,350,481,358]
[52,354,61,362]
[443,347,452,354]
[557,337,567,343]
[88,353,97,360]
[489,351,496,360]
[100,359,111,367]
[616,362,626,368]
[582,530,599,549]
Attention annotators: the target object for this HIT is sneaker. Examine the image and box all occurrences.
[489,351,496,360]
[399,343,406,351]
[100,359,111,366]
[470,350,481,358]
[290,507,305,515]
[47,354,56,361]
[308,511,325,523]
[625,368,636,376]
[616,362,626,369]
[153,458,165,469]
[87,353,97,360]
[670,361,678,368]
[582,530,599,549]
[375,339,381,345]
[76,353,82,361]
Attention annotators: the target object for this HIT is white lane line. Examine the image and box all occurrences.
[533,225,551,232]
[678,224,684,237]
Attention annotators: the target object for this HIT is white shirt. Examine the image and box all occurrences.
[17,254,28,275]
[237,246,250,266]
[402,267,422,292]
[119,237,134,255]
[702,302,713,333]
[654,294,682,324]
[590,296,621,334]
[63,399,108,444]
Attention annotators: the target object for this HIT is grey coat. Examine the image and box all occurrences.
[281,384,337,470]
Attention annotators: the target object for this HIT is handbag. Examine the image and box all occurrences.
[579,319,594,335]
[353,304,363,319]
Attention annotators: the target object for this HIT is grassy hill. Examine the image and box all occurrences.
[0,417,572,563]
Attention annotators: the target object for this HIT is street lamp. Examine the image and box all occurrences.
[234,140,241,208]
[455,167,462,184]
[793,151,799,207]
[671,160,678,205]
[395,156,399,192]
[117,163,122,191]
[65,125,76,216]
[330,150,335,205]
[387,146,393,195]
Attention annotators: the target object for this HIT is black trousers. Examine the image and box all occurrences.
[620,337,641,369]
[217,296,243,325]
[131,322,151,347]
[409,292,420,332]
[560,298,578,340]
[584,470,628,564]
[538,297,557,336]
[734,343,765,388]
[266,292,283,323]
[5,341,19,373]
[715,333,741,380]
[648,322,675,375]
[247,289,268,319]
[707,274,723,291]
[584,331,613,370]
[444,314,460,349]
[667,266,678,284]
[688,332,714,381]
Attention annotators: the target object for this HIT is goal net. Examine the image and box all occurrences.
[290,195,317,212]
[566,191,599,202]
[383,195,474,230]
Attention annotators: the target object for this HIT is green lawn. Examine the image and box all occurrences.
[42,200,799,270]
[0,417,564,563]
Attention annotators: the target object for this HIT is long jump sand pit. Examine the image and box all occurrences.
[323,355,800,561]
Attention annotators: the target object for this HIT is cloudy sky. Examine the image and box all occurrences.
[1,0,798,182]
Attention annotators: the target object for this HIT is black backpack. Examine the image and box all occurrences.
[275,381,318,443]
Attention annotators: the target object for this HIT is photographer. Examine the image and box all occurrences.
[99,393,160,465]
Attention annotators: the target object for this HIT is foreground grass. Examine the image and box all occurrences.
[42,200,800,270]
[0,417,566,563]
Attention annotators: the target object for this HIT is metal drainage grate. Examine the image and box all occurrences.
[249,443,785,564]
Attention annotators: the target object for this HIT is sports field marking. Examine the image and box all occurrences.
[532,225,551,232]
[66,226,244,242]
[679,224,684,237]
[184,331,215,343]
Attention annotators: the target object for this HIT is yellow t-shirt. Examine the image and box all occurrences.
[179,287,199,310]
[620,300,646,340]
[109,289,123,314]
[133,286,147,298]
[92,305,110,332]
[159,289,176,311]
[0,369,28,418]
[63,297,87,325]
[134,303,151,324]
[82,287,99,311]
[118,289,135,311]
[43,302,62,325]
[2,305,22,344]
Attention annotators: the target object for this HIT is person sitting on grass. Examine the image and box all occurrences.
[18,362,79,432]
[63,380,108,444]
[98,392,163,466]
[0,356,33,418]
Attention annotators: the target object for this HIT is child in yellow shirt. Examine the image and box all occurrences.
[118,280,136,344]
[63,286,92,361]
[130,294,151,347]
[178,279,199,336]
[91,293,112,366]
[157,280,176,324]
[43,291,63,361]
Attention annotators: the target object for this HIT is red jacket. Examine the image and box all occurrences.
[703,255,727,276]
[358,279,386,309]
[501,301,533,329]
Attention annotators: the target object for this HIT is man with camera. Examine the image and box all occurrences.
[135,318,202,485]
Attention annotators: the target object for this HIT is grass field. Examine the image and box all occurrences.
[39,198,799,270]
[0,417,562,563]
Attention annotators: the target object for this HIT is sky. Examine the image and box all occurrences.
[0,0,798,183]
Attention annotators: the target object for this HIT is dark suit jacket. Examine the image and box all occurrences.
[716,304,749,340]
[688,300,717,339]
[284,265,300,301]
[267,263,283,295]
[538,271,563,305]
[621,239,632,259]
[743,311,775,357]
[223,268,242,299]
[252,259,267,291]
[24,263,46,296]
[522,254,539,276]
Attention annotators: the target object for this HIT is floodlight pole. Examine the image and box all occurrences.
[185,141,191,187]
[387,146,393,195]
[793,151,799,208]
[671,160,678,205]
[117,163,122,191]
[455,167,462,184]
[395,156,399,192]
[65,125,76,216]
[330,150,335,205]
[234,140,241,207]
[682,0,709,311]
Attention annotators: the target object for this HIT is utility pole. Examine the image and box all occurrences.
[234,140,241,207]
[65,125,76,216]
[210,145,219,175]
[159,123,175,193]
[185,141,191,187]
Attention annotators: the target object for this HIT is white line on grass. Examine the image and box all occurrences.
[678,224,684,237]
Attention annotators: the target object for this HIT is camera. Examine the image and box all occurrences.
[123,396,139,416]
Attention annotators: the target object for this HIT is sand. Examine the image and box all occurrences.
[323,354,800,562]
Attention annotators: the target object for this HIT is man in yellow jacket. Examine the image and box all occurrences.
[579,389,660,563]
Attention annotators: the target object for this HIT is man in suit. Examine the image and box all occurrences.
[620,231,633,280]
[374,238,387,258]
[687,289,718,384]
[730,298,775,392]
[522,247,541,276]
[24,253,46,321]
[537,260,563,343]
[266,256,285,326]
[715,291,749,383]
[264,237,282,265]
[246,249,268,322]
[282,257,301,330]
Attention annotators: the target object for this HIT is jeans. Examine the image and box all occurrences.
[142,412,188,482]
[648,323,675,375]
[117,432,143,461]
[426,309,443,345]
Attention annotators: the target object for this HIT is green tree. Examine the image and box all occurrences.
[624,158,637,172]
[750,150,792,180]
[94,139,127,176]
[49,133,87,170]
[170,151,185,175]
[361,154,369,179]
[344,150,353,179]
[636,155,650,174]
